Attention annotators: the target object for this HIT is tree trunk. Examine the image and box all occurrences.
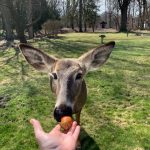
[114,15,119,30]
[70,0,77,30]
[131,1,135,29]
[16,25,27,43]
[84,20,87,32]
[118,0,131,32]
[66,0,70,28]
[0,0,14,41]
[120,8,128,32]
[79,0,83,32]
[109,13,112,28]
[70,16,74,30]
[17,31,27,43]
[5,0,27,43]
[27,0,34,39]
[92,24,94,32]
[137,0,146,30]
[143,0,147,29]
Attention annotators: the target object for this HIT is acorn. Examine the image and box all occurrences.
[60,116,73,131]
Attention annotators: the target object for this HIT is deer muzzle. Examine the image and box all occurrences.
[54,104,72,122]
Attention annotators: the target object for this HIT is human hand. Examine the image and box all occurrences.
[30,119,80,150]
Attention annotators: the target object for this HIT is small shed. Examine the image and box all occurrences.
[100,21,107,28]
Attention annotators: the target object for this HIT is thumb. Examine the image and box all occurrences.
[30,119,44,138]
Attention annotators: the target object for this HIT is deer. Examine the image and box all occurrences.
[19,41,115,149]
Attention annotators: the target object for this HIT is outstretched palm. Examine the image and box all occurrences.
[30,119,80,150]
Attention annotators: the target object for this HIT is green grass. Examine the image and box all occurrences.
[0,33,150,150]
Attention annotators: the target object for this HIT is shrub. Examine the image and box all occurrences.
[42,20,62,38]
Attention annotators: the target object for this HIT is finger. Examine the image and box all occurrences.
[72,125,80,141]
[30,119,44,136]
[68,121,77,135]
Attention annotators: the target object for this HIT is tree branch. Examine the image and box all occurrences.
[0,3,10,8]
[117,0,122,8]
[26,2,41,28]
[26,13,41,28]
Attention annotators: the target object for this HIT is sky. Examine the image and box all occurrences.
[97,0,107,14]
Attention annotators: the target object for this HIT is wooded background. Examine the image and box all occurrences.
[0,0,150,43]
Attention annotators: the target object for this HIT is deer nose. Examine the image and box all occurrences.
[54,105,72,122]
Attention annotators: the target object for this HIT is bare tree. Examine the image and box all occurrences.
[0,0,13,41]
[83,0,98,32]
[0,0,42,43]
[129,0,136,29]
[118,0,131,32]
[103,0,120,30]
[9,0,27,43]
[63,0,78,29]
[147,1,150,29]
[106,0,114,28]
[70,0,78,30]
[137,0,148,29]
[27,0,34,39]
[79,0,83,32]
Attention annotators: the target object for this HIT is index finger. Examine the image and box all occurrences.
[67,121,77,135]
[72,125,80,141]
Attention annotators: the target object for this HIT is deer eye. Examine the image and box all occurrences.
[76,73,83,80]
[51,73,57,80]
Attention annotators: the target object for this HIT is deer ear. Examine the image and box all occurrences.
[79,41,115,71]
[19,44,57,72]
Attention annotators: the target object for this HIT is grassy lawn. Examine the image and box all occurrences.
[0,33,150,150]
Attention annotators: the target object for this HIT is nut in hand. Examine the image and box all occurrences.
[60,116,73,131]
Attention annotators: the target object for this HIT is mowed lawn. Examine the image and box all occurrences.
[0,33,150,150]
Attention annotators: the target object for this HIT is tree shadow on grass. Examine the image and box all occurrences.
[80,128,100,150]
[36,39,97,58]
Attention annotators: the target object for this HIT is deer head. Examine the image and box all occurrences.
[19,41,115,122]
